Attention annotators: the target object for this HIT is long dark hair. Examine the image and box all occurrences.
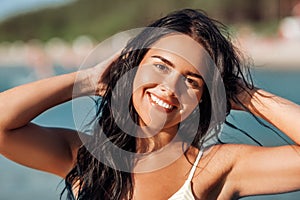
[63,9,252,200]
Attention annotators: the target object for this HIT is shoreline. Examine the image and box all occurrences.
[238,37,300,69]
[0,36,300,70]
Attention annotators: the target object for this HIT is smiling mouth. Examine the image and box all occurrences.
[148,93,176,112]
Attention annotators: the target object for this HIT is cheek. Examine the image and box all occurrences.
[180,89,203,118]
[132,65,158,119]
[133,64,164,91]
[133,65,150,90]
[183,89,203,106]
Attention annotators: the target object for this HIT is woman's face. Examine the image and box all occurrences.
[132,34,208,131]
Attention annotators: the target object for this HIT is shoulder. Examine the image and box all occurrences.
[200,143,248,166]
[199,143,263,174]
[206,144,300,198]
[192,144,257,198]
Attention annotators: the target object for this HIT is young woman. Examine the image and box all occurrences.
[1,9,300,200]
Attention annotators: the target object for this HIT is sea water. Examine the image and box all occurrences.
[0,66,300,200]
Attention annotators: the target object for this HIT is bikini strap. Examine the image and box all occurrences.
[187,149,203,182]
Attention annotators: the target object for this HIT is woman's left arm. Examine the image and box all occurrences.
[227,88,300,198]
[242,88,300,144]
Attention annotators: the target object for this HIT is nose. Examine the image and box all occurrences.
[158,83,175,97]
[160,72,184,96]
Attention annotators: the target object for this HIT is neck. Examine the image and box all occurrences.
[135,125,180,153]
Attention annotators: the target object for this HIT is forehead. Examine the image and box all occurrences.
[147,34,211,71]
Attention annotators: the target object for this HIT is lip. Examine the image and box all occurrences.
[147,92,178,113]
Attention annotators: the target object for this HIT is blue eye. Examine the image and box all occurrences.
[185,77,202,88]
[186,78,198,86]
[154,64,169,72]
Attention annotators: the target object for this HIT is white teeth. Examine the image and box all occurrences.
[150,94,173,110]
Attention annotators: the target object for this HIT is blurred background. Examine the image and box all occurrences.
[0,0,300,199]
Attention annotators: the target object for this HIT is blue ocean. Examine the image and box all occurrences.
[1,66,300,200]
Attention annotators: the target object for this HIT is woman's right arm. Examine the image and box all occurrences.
[0,50,118,178]
[0,71,93,178]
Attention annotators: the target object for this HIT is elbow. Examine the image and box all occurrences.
[0,131,5,154]
[0,123,7,153]
[0,129,11,154]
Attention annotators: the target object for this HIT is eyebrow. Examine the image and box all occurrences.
[151,55,175,67]
[186,72,203,80]
[151,55,203,80]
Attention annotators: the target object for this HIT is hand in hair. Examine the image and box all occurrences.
[229,78,257,111]
[76,51,120,97]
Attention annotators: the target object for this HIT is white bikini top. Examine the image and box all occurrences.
[168,149,204,200]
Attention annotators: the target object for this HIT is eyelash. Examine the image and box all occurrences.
[154,64,170,72]
[153,63,202,89]
[185,77,200,88]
